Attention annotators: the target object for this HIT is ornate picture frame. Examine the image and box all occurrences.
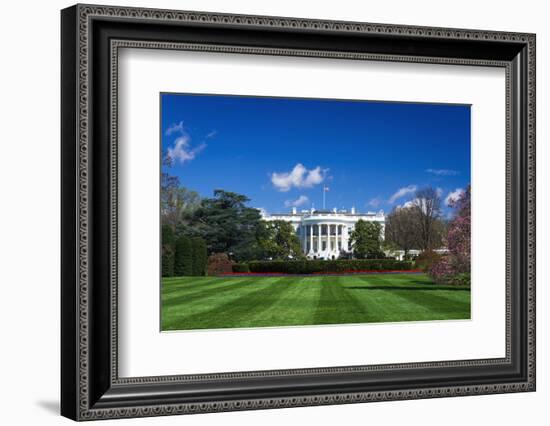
[61,4,535,421]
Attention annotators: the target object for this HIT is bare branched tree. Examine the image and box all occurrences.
[411,187,443,251]
[161,172,200,229]
[385,207,420,258]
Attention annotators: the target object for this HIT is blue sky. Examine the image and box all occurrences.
[161,93,470,217]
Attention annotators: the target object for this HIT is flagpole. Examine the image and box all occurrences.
[322,185,330,210]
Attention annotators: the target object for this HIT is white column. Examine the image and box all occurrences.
[327,224,331,253]
[303,226,307,254]
[342,226,347,253]
[318,224,322,253]
[309,225,313,254]
[336,224,339,253]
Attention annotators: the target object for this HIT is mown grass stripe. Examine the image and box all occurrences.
[243,277,322,327]
[314,276,384,324]
[162,277,253,302]
[162,276,233,296]
[162,277,266,318]
[357,275,471,318]
[162,277,290,330]
[161,273,471,330]
[341,275,397,322]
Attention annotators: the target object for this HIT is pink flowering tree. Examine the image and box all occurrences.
[429,185,471,285]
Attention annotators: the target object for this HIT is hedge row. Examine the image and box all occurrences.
[162,229,208,277]
[246,259,415,274]
[232,263,250,273]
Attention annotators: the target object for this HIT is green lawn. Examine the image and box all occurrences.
[161,273,470,331]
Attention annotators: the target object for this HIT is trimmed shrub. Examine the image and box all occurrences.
[191,237,208,276]
[207,253,234,276]
[174,236,193,276]
[161,224,175,277]
[247,259,414,274]
[232,263,250,273]
[415,250,442,272]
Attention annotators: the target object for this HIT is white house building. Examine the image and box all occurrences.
[262,207,385,260]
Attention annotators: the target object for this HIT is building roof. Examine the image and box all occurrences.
[265,210,385,218]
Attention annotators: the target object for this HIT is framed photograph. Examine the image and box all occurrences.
[61,4,536,421]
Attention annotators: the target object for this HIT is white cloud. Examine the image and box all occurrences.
[166,136,206,164]
[284,195,309,208]
[368,197,382,208]
[165,121,185,136]
[271,163,326,192]
[389,185,417,204]
[445,188,465,206]
[206,130,218,139]
[165,121,207,165]
[426,168,460,176]
[436,187,444,197]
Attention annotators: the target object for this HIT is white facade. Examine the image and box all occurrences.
[389,248,450,261]
[262,207,385,260]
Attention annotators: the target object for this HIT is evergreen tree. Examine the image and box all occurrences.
[191,237,208,276]
[174,235,193,276]
[161,224,175,277]
[189,190,263,261]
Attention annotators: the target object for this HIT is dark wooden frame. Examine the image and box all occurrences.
[61,4,536,421]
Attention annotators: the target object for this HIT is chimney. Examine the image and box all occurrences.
[292,207,297,215]
[351,207,356,214]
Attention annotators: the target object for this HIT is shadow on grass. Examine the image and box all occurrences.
[344,286,471,292]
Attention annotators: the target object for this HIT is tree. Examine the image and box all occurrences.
[161,171,200,228]
[350,220,384,259]
[188,190,263,261]
[411,187,443,250]
[446,185,471,273]
[191,237,208,276]
[259,220,304,260]
[161,224,175,277]
[430,185,471,284]
[174,235,193,276]
[384,206,420,258]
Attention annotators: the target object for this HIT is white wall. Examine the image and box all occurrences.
[0,0,547,424]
